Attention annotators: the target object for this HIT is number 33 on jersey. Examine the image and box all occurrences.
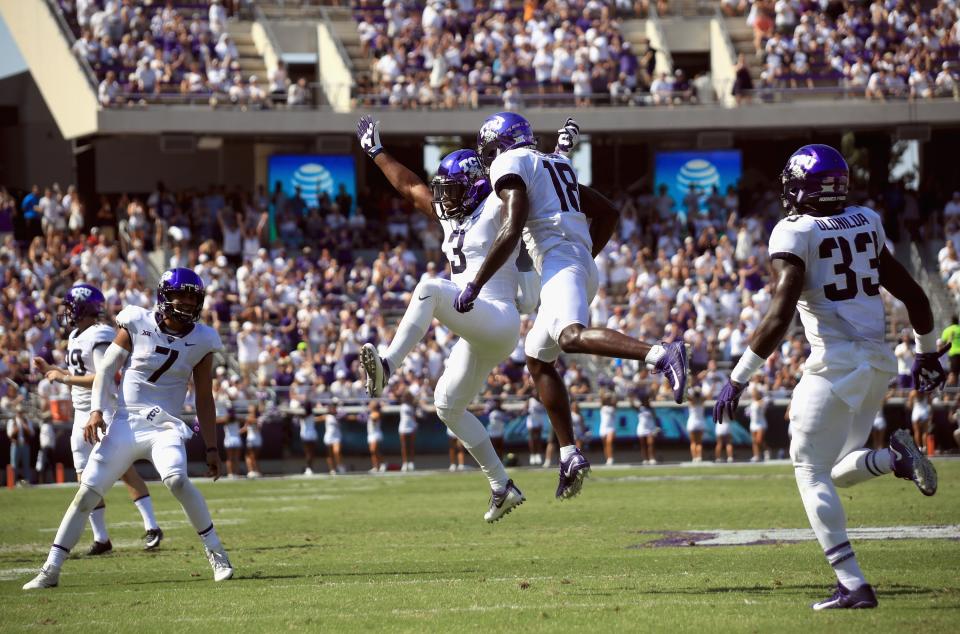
[769,205,887,349]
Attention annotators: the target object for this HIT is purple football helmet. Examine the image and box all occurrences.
[781,144,849,215]
[157,267,205,324]
[59,283,105,328]
[476,111,536,168]
[431,149,492,220]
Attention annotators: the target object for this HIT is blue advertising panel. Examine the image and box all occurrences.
[267,154,357,211]
[654,150,742,216]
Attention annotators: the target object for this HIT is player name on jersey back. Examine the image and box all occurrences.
[769,205,896,373]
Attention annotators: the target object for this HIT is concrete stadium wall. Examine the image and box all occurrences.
[93,136,255,193]
[316,22,352,112]
[0,0,99,139]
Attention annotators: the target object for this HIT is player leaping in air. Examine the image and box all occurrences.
[33,284,164,555]
[454,112,689,500]
[714,144,943,610]
[24,269,233,589]
[356,114,539,522]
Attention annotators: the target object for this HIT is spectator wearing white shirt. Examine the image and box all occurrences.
[98,71,120,107]
[572,62,591,107]
[237,321,262,379]
[894,332,915,390]
[209,0,227,37]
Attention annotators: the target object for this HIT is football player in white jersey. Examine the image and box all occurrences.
[714,144,944,610]
[24,269,233,589]
[356,115,530,522]
[33,284,163,553]
[457,112,689,500]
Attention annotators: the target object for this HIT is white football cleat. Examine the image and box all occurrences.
[484,480,525,523]
[23,566,59,590]
[206,548,234,582]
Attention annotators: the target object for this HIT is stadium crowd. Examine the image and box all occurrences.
[3,168,959,479]
[60,0,313,108]
[734,0,960,99]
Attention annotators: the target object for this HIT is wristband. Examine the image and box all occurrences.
[915,330,938,354]
[730,347,765,384]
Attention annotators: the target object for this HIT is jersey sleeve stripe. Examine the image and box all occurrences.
[770,251,806,271]
[493,173,526,195]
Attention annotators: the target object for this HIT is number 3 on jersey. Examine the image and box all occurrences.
[818,230,880,301]
[447,229,466,274]
[544,160,580,213]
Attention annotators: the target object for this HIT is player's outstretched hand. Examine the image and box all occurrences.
[205,449,222,481]
[712,381,746,424]
[454,282,480,313]
[912,353,947,393]
[83,411,106,445]
[555,117,580,156]
[356,114,383,159]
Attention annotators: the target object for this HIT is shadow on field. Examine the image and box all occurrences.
[626,583,940,598]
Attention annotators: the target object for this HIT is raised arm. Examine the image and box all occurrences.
[357,115,433,218]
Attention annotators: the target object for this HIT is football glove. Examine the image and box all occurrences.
[912,352,947,393]
[356,114,383,159]
[454,282,480,313]
[555,117,580,156]
[712,380,746,424]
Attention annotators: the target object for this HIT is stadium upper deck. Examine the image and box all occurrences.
[1,0,957,140]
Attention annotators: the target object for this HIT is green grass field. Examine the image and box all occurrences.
[1,460,958,633]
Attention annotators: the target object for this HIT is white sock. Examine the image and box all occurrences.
[89,506,109,543]
[559,445,577,461]
[795,464,866,588]
[384,286,437,372]
[645,344,666,368]
[468,438,509,491]
[134,495,159,531]
[54,485,102,553]
[437,408,507,490]
[44,545,69,571]
[198,524,223,552]
[164,475,213,533]
[831,449,893,488]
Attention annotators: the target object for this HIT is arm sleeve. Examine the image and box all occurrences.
[489,151,532,195]
[91,342,129,412]
[768,219,809,271]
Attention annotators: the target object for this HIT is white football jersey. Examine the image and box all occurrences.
[488,147,592,272]
[440,194,520,305]
[116,305,223,417]
[768,205,896,372]
[67,323,116,413]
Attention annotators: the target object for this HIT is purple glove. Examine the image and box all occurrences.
[712,381,746,424]
[454,282,480,313]
[912,352,947,393]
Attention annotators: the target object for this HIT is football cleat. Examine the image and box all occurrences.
[812,583,878,610]
[556,449,591,500]
[86,540,112,556]
[22,566,59,590]
[144,528,163,551]
[652,341,688,404]
[890,429,937,496]
[360,343,388,398]
[484,480,525,523]
[205,548,234,582]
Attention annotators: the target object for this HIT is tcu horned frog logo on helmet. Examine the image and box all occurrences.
[478,115,505,145]
[72,286,93,300]
[457,155,484,181]
[786,153,818,178]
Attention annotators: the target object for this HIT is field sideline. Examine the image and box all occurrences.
[1,461,958,633]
